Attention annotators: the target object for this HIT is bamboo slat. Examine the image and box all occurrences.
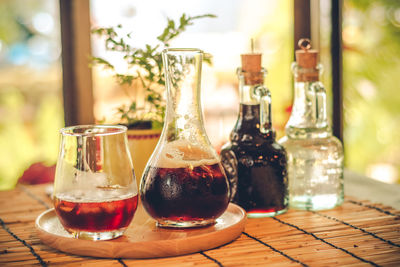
[1,184,400,266]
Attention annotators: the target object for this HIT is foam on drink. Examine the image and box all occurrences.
[154,139,220,168]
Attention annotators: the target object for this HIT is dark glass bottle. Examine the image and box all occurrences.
[220,54,288,218]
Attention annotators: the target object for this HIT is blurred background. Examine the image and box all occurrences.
[0,0,399,190]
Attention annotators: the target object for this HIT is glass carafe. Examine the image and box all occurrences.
[279,39,344,210]
[140,48,230,228]
[221,54,288,218]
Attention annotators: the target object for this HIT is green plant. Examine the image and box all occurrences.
[91,13,215,129]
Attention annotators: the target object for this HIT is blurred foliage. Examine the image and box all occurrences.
[0,1,42,45]
[0,0,63,190]
[343,0,400,182]
[0,85,63,190]
[91,14,215,130]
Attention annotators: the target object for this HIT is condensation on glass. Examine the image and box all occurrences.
[140,49,230,228]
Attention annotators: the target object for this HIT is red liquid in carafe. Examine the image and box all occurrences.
[141,162,229,222]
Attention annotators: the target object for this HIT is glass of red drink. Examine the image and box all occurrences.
[53,125,138,240]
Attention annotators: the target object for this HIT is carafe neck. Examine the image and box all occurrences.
[162,48,209,144]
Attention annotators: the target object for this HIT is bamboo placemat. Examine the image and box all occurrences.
[1,184,400,266]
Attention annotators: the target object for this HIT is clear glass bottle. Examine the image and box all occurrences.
[221,53,288,218]
[140,48,230,228]
[279,39,344,210]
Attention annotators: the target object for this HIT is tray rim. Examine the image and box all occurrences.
[35,203,247,259]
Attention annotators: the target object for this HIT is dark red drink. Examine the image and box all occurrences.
[140,162,229,224]
[54,194,138,232]
[221,104,288,217]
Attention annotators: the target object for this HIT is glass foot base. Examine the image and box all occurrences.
[67,228,126,241]
[247,208,287,218]
[156,218,216,228]
[289,194,344,211]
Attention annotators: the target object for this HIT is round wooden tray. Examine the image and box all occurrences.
[35,203,246,259]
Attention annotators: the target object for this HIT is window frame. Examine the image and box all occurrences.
[59,0,94,126]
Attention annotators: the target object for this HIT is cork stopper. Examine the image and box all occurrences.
[241,53,262,73]
[241,39,264,85]
[295,38,319,82]
[240,53,263,85]
[295,38,318,68]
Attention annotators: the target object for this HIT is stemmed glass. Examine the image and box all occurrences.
[53,125,138,240]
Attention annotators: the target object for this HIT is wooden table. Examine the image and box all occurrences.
[1,183,400,266]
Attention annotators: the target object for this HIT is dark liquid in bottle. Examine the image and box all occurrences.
[54,194,138,232]
[221,104,287,215]
[141,163,229,222]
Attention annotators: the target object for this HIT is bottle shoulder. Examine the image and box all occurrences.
[279,135,343,153]
[230,127,277,144]
[284,125,332,139]
[222,139,286,156]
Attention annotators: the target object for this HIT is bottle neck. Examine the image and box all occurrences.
[234,68,274,138]
[285,80,331,139]
[237,103,260,124]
